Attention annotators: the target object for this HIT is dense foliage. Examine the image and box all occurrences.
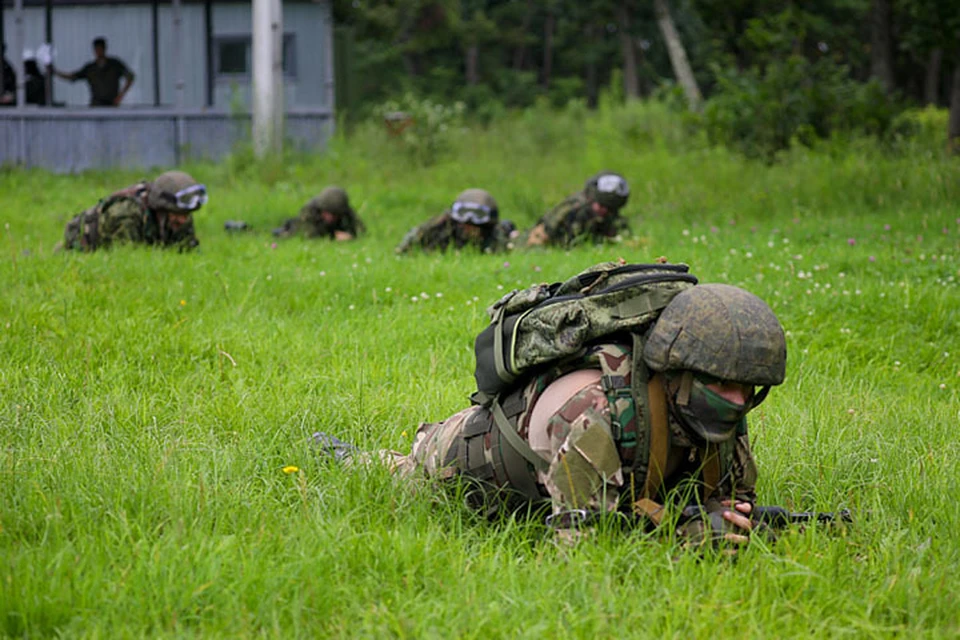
[333,1,960,158]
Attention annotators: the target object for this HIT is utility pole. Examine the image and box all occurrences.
[252,0,283,157]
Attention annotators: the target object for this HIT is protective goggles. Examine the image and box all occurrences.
[596,174,630,197]
[173,184,208,211]
[450,201,494,225]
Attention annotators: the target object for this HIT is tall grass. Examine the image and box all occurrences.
[0,101,958,637]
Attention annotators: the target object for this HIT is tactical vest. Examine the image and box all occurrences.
[464,339,735,518]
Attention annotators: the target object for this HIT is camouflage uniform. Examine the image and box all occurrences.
[524,171,631,248]
[62,171,202,252]
[376,343,758,520]
[356,282,784,541]
[395,189,512,254]
[273,186,365,240]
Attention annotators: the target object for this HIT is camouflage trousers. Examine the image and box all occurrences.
[362,374,625,517]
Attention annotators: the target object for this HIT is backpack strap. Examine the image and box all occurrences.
[700,442,721,501]
[490,397,548,474]
[642,373,670,500]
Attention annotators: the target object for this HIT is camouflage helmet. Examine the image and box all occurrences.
[450,188,499,225]
[312,186,352,216]
[148,170,205,213]
[584,171,630,210]
[642,284,787,386]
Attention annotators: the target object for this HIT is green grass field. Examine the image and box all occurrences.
[1,103,959,637]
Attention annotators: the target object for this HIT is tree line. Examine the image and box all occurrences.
[332,0,960,153]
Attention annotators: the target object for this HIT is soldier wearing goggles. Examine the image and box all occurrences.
[396,188,515,254]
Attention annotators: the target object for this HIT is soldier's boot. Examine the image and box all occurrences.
[311,431,358,462]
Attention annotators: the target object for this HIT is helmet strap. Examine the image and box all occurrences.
[752,385,771,408]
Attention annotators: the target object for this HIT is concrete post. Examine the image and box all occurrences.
[252,0,282,157]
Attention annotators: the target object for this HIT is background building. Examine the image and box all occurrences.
[0,0,335,172]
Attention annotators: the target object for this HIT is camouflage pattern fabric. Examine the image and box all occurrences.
[524,191,630,248]
[372,343,757,520]
[395,212,511,254]
[643,283,787,386]
[62,182,199,252]
[275,194,366,240]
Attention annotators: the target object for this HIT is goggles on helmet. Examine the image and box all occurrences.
[173,184,208,211]
[450,201,494,225]
[596,174,629,198]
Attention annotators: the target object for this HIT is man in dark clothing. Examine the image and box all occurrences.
[54,37,135,106]
[1,45,15,106]
[24,58,47,105]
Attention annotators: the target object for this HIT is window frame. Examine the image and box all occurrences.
[212,33,297,81]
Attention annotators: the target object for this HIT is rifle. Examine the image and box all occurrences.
[545,505,853,530]
[681,505,853,528]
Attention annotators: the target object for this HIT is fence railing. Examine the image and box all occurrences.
[0,107,335,172]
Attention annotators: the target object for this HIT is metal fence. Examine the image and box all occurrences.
[0,107,334,172]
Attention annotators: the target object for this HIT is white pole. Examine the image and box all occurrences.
[252,0,281,157]
[172,0,185,162]
[270,0,283,151]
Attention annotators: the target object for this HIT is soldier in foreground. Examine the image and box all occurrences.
[272,186,365,241]
[395,188,513,254]
[523,171,631,248]
[317,266,789,547]
[61,170,205,252]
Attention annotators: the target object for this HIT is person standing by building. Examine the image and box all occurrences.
[53,37,135,106]
[1,45,16,106]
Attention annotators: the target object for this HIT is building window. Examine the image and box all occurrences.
[214,34,297,79]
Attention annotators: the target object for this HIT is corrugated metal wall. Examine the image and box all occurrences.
[2,1,332,108]
[0,110,334,171]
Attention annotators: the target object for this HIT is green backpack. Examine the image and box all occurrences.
[473,261,698,397]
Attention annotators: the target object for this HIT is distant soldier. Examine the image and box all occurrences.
[524,171,631,248]
[396,188,513,254]
[61,170,205,252]
[272,186,365,241]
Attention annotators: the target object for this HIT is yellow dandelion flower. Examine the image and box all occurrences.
[401,431,408,438]
[180,300,187,306]
[282,465,300,474]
